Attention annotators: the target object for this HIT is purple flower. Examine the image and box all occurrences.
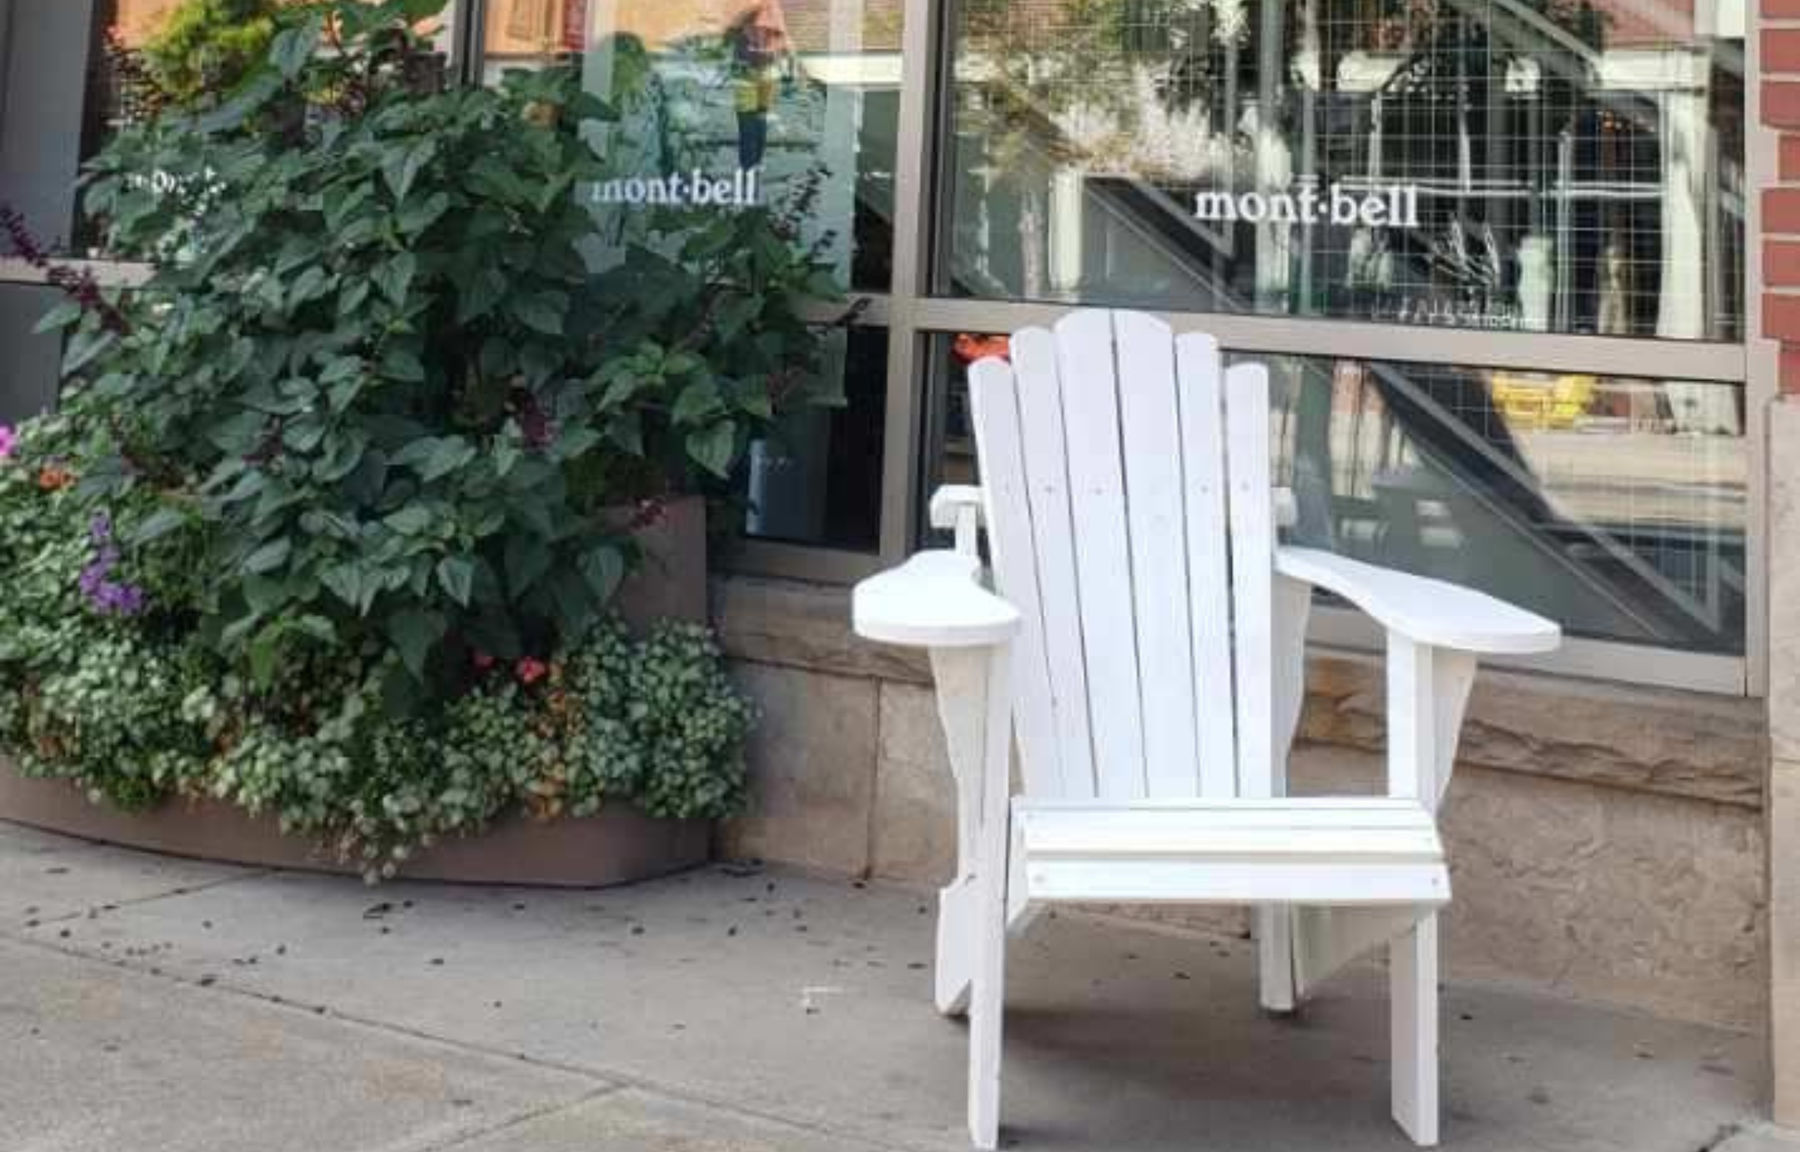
[0,425,16,461]
[76,510,145,617]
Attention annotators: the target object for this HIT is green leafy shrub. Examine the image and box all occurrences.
[0,419,751,877]
[57,0,840,699]
[0,0,810,874]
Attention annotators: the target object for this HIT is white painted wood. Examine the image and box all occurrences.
[853,551,1020,649]
[968,646,1013,1151]
[1053,310,1145,799]
[1009,327,1097,799]
[1391,914,1441,1146]
[1024,860,1450,906]
[1293,906,1430,998]
[1259,572,1314,1013]
[1226,362,1276,800]
[936,873,976,1017]
[1114,311,1200,798]
[844,309,1565,1150]
[1174,333,1238,797]
[966,359,1061,797]
[931,648,991,905]
[1430,651,1479,807]
[930,483,987,540]
[1386,638,1437,805]
[1276,546,1562,655]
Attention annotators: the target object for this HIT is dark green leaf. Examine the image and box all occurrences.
[372,252,417,306]
[387,608,447,680]
[504,533,552,597]
[270,18,323,77]
[511,291,567,336]
[383,504,436,536]
[382,141,437,204]
[436,556,475,606]
[128,508,188,546]
[243,537,292,574]
[686,421,738,478]
[33,301,83,334]
[578,545,626,602]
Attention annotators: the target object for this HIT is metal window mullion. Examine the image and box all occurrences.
[909,298,1749,383]
[875,0,944,566]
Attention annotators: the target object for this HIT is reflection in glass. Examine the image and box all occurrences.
[944,0,1745,343]
[740,325,887,551]
[922,334,1745,654]
[481,0,901,290]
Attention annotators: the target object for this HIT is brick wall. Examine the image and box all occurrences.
[1767,13,1800,389]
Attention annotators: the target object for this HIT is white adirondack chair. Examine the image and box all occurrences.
[851,310,1561,1150]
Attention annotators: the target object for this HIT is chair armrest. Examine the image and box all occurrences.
[853,551,1021,649]
[1275,546,1560,656]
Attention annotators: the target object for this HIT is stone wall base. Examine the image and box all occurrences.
[714,577,1768,1032]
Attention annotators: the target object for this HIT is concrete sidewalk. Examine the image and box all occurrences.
[0,818,1782,1152]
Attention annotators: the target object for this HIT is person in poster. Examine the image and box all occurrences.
[724,0,791,169]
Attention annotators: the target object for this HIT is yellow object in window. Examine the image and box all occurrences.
[1490,372,1597,430]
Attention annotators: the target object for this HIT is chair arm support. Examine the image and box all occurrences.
[853,550,1021,649]
[1274,546,1560,656]
[929,486,986,556]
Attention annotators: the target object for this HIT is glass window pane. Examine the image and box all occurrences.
[920,334,1745,654]
[740,324,887,551]
[482,0,901,291]
[941,0,1744,340]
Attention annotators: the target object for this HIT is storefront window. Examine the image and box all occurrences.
[922,334,1745,654]
[481,0,901,291]
[941,0,1745,340]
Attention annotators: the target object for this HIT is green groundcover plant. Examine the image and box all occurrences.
[0,0,841,875]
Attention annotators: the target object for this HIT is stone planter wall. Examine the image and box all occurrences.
[713,573,1768,1032]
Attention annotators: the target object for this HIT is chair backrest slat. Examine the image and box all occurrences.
[1115,312,1201,798]
[1226,361,1276,799]
[968,357,1062,796]
[967,311,1277,805]
[1053,311,1146,800]
[1175,333,1240,796]
[1009,326,1098,798]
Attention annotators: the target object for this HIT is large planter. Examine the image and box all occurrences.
[0,494,717,887]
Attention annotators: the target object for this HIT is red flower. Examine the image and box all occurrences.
[515,657,549,685]
[471,650,496,671]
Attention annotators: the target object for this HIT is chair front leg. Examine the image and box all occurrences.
[927,646,1001,1018]
[966,644,1013,1150]
[1383,635,1473,1147]
[1391,912,1441,1146]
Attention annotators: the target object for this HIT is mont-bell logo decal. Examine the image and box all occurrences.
[1194,181,1422,229]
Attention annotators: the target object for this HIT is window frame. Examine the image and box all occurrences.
[2,0,1764,695]
[723,0,1766,698]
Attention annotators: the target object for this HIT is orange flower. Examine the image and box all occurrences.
[951,333,1010,365]
[36,465,74,492]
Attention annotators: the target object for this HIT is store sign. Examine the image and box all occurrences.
[591,167,763,210]
[1194,182,1421,228]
